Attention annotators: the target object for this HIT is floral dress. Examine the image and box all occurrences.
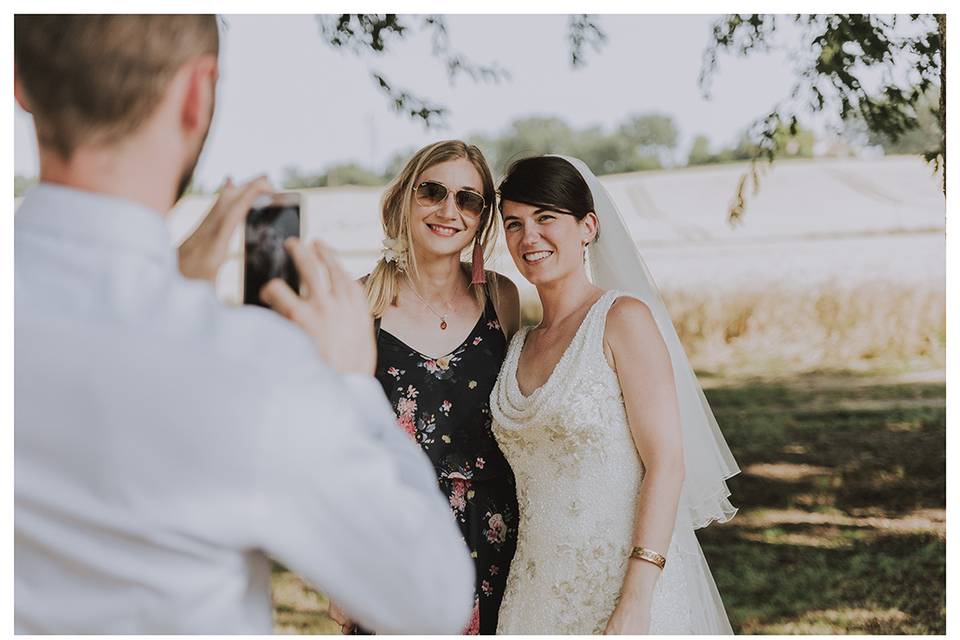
[373,298,519,635]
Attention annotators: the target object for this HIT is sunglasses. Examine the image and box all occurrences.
[412,180,487,216]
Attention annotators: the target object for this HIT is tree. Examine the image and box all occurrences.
[381,147,418,181]
[316,15,500,128]
[617,113,679,168]
[687,135,714,166]
[466,114,674,177]
[484,117,577,172]
[857,86,943,155]
[325,163,384,187]
[282,167,327,189]
[315,14,605,129]
[282,163,385,189]
[281,113,672,187]
[687,122,816,167]
[700,14,944,221]
[574,126,645,175]
[732,123,816,160]
[312,14,944,218]
[14,175,37,198]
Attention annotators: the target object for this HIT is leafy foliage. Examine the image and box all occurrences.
[282,163,384,189]
[701,14,944,220]
[568,14,608,67]
[14,174,37,198]
[298,112,679,186]
[688,124,816,167]
[854,85,942,155]
[316,14,605,129]
[316,14,511,129]
[470,114,678,176]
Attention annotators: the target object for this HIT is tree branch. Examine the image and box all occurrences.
[568,15,607,67]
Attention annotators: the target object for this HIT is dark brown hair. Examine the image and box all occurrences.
[497,156,599,241]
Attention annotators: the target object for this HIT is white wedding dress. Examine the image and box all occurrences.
[490,290,733,635]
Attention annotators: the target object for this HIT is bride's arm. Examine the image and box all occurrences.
[602,296,685,635]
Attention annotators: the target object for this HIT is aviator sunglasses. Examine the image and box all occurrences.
[412,180,487,216]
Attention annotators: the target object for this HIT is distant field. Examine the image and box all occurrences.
[147,156,945,305]
[638,231,944,290]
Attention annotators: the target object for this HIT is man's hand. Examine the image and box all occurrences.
[177,175,273,281]
[260,238,376,376]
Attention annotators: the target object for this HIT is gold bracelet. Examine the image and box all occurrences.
[629,546,666,569]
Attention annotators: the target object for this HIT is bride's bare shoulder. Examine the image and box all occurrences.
[603,296,669,372]
[607,295,655,330]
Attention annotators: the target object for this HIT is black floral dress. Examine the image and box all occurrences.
[373,298,519,635]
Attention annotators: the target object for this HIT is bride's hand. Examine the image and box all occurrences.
[603,599,651,635]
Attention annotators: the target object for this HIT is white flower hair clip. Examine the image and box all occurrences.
[381,236,408,271]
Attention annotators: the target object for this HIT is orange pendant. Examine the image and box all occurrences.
[440,320,448,330]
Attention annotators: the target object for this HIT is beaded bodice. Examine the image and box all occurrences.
[491,290,641,542]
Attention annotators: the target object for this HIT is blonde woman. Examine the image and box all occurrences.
[333,141,521,635]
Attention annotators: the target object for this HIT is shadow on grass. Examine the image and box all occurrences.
[699,529,944,634]
[699,375,945,634]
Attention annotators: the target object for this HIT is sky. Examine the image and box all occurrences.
[15,14,810,188]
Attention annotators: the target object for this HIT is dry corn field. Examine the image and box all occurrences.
[520,281,945,377]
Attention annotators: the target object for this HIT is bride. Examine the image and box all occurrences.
[490,156,739,634]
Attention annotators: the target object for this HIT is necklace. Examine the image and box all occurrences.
[405,276,460,330]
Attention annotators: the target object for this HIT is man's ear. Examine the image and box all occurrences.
[180,55,218,133]
[14,66,33,113]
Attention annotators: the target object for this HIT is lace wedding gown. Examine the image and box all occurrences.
[490,290,732,635]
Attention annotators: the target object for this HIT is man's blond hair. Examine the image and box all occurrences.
[15,15,220,158]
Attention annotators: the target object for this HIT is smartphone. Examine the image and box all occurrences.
[242,192,301,307]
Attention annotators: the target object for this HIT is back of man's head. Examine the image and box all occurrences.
[15,15,219,160]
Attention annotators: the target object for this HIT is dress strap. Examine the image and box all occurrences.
[582,290,624,368]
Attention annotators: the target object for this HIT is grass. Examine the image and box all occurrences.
[697,374,946,634]
[271,372,946,634]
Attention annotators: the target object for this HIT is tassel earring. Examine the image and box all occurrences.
[471,237,486,285]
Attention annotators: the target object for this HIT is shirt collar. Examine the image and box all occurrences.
[16,183,177,268]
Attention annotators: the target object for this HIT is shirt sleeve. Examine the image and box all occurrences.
[252,365,475,635]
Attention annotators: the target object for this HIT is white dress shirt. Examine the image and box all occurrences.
[14,184,474,634]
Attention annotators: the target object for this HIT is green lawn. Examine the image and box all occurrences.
[272,372,946,634]
[698,372,945,634]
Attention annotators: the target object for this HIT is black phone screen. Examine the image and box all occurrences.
[243,203,300,306]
